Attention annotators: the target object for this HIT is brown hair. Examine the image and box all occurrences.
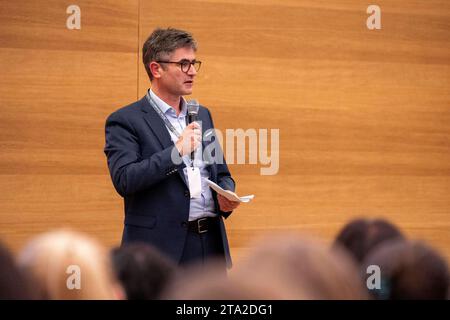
[142,27,197,81]
[333,218,405,263]
[236,233,368,299]
[164,234,368,300]
[0,240,34,299]
[362,240,449,300]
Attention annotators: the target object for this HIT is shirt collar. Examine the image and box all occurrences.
[149,88,187,117]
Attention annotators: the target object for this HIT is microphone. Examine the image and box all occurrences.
[187,99,200,163]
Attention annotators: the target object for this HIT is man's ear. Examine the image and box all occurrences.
[149,62,162,79]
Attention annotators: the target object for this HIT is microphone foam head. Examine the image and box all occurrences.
[187,99,199,115]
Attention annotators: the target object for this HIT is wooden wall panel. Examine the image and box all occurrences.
[0,0,138,251]
[0,0,137,52]
[0,0,449,265]
[138,0,450,261]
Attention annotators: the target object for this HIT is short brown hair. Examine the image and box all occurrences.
[362,240,449,300]
[333,218,405,263]
[142,28,197,81]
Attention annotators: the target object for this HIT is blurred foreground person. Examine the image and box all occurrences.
[111,243,177,299]
[334,218,405,263]
[362,240,449,300]
[236,234,368,300]
[163,259,307,299]
[164,233,368,300]
[18,230,124,300]
[0,240,34,299]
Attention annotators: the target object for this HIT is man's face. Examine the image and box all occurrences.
[157,46,197,97]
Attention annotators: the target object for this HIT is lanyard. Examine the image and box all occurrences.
[145,91,182,138]
[146,91,195,167]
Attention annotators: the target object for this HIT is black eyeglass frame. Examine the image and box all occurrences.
[155,60,202,73]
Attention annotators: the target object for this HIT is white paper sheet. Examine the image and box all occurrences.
[205,179,254,203]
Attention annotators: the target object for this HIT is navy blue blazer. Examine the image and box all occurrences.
[104,96,235,267]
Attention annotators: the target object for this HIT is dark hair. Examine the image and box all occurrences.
[362,240,449,300]
[0,241,34,299]
[142,27,197,81]
[111,243,177,300]
[333,218,405,263]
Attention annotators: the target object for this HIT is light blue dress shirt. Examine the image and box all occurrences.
[149,89,217,221]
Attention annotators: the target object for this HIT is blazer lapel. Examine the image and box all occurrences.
[141,99,173,149]
[140,97,188,187]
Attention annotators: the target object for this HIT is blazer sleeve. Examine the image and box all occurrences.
[104,111,183,197]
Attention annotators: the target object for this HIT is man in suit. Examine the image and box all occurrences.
[104,28,239,268]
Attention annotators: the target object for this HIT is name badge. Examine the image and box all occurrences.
[187,167,202,198]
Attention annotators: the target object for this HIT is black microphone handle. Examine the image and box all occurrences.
[188,115,198,163]
[188,114,197,125]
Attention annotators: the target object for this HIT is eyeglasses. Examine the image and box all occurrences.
[156,59,202,73]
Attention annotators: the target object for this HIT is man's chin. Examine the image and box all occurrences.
[182,88,194,96]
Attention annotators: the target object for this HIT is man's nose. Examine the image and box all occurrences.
[187,63,197,76]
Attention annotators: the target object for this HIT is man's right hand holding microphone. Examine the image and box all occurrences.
[175,122,202,157]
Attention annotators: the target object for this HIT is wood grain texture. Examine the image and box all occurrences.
[0,1,449,265]
[0,0,138,251]
[139,0,450,262]
[0,0,137,52]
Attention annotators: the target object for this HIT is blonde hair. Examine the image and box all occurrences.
[18,230,121,300]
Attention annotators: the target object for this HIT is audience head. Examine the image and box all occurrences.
[362,239,449,300]
[0,240,34,299]
[237,233,368,299]
[111,242,177,299]
[17,229,123,300]
[164,233,368,300]
[163,258,307,299]
[334,218,405,263]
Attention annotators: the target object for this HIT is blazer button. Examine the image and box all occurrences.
[184,190,190,197]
